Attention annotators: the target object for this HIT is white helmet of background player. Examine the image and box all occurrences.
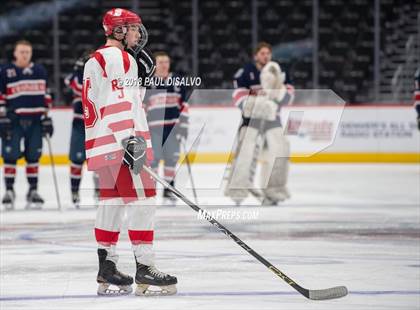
[102,8,148,54]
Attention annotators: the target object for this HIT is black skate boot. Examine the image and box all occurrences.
[135,262,177,296]
[25,189,44,209]
[163,187,177,206]
[2,189,15,211]
[97,249,133,296]
[71,191,80,209]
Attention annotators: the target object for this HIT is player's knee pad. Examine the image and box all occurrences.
[126,198,156,230]
[225,126,259,200]
[259,128,290,195]
[95,199,126,231]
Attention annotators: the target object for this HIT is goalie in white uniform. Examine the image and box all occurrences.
[226,42,294,205]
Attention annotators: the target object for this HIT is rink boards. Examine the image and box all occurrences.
[0,105,419,164]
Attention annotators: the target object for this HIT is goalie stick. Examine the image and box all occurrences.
[143,165,348,300]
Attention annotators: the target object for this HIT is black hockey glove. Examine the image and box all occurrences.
[126,47,156,81]
[122,136,147,174]
[0,115,12,139]
[41,116,54,137]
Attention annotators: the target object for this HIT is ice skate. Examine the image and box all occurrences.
[25,189,44,209]
[135,263,177,296]
[2,190,15,211]
[72,191,80,209]
[163,188,177,206]
[97,249,133,296]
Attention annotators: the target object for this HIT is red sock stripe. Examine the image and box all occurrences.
[4,167,16,175]
[164,168,176,178]
[70,166,83,176]
[26,166,39,174]
[94,228,120,246]
[128,230,154,245]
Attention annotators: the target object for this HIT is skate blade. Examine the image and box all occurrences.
[25,203,43,210]
[4,203,14,211]
[97,283,133,296]
[163,198,177,206]
[135,284,177,296]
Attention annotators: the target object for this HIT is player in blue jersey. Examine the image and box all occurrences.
[144,51,189,203]
[226,42,294,206]
[64,52,99,208]
[0,40,54,210]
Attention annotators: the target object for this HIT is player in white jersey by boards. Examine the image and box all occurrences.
[82,8,176,296]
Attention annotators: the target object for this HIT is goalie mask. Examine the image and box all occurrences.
[102,8,148,54]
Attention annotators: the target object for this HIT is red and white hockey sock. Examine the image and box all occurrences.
[26,162,39,190]
[127,199,156,265]
[4,163,16,190]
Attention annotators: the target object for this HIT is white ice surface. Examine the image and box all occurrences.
[0,163,419,310]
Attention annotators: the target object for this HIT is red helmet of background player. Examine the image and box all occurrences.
[102,8,142,36]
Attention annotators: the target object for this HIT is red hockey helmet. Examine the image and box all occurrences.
[102,8,142,36]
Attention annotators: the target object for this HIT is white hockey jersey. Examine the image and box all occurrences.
[82,46,153,171]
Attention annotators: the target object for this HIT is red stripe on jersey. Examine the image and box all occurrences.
[128,230,154,245]
[122,50,130,73]
[108,119,134,132]
[94,228,120,245]
[100,101,132,118]
[135,130,151,140]
[70,79,83,92]
[86,150,124,170]
[233,89,249,104]
[93,52,107,78]
[85,134,117,150]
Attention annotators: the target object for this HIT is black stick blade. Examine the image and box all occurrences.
[308,286,348,300]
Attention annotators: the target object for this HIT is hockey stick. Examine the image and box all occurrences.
[143,165,348,300]
[180,138,198,204]
[45,135,62,211]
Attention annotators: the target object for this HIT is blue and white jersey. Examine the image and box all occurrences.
[64,69,84,121]
[415,68,420,115]
[232,62,294,128]
[0,62,52,117]
[232,62,262,110]
[144,73,189,130]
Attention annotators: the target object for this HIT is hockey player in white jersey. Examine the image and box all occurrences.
[226,43,293,206]
[82,8,176,296]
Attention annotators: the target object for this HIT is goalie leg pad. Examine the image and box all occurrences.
[225,126,259,201]
[259,127,290,202]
